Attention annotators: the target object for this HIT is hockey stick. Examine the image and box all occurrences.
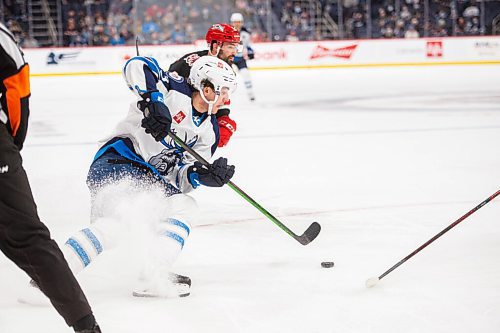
[167,131,321,245]
[366,189,500,288]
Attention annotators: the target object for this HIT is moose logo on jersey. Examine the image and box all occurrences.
[149,148,181,175]
[173,111,186,124]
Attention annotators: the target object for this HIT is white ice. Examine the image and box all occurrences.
[1,64,500,333]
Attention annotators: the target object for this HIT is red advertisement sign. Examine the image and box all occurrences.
[426,41,443,57]
[310,44,358,60]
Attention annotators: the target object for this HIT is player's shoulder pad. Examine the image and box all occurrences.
[166,71,192,97]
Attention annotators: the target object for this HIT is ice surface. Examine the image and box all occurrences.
[1,65,499,332]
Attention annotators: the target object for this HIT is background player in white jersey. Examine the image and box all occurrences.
[60,55,237,297]
[230,12,256,102]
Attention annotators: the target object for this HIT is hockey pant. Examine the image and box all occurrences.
[0,124,92,326]
[234,57,255,100]
[62,148,195,278]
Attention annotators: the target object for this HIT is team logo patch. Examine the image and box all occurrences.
[185,54,200,66]
[217,61,224,68]
[174,111,186,124]
[212,24,224,32]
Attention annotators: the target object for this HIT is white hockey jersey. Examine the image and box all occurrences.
[236,26,252,58]
[98,56,219,193]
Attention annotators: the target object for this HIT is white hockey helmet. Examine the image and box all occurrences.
[189,56,237,113]
[230,12,244,23]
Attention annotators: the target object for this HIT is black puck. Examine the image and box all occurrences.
[321,261,334,268]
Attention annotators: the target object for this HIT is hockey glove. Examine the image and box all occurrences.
[247,47,255,60]
[137,91,172,141]
[187,157,235,188]
[217,115,237,147]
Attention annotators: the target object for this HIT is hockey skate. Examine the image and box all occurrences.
[132,272,191,298]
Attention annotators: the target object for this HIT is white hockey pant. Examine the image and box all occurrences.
[239,67,255,98]
[62,193,196,275]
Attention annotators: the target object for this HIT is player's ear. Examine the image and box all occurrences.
[202,85,213,97]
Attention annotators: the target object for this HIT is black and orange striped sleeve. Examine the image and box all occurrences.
[0,23,31,150]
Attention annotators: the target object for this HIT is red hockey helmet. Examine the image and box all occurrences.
[205,23,240,44]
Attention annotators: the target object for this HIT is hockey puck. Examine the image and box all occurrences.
[321,261,334,268]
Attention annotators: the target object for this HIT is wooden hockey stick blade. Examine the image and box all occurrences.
[295,222,321,245]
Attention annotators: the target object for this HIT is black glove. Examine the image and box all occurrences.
[247,47,255,60]
[187,157,235,188]
[137,91,172,141]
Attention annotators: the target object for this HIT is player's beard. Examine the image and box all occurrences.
[222,55,234,65]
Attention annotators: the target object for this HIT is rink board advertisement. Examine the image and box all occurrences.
[23,36,500,76]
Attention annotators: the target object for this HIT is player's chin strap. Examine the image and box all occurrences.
[208,43,221,58]
[200,85,222,115]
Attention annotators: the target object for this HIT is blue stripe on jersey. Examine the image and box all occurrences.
[81,228,103,254]
[163,231,185,248]
[164,218,191,235]
[66,238,91,267]
[210,115,220,156]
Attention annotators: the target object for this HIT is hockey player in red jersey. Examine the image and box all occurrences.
[169,23,241,148]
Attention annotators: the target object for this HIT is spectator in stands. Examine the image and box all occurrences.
[92,25,110,46]
[2,0,499,46]
[142,15,160,36]
[109,27,125,46]
[171,24,187,44]
[63,18,80,46]
[463,1,480,18]
[456,16,467,36]
[405,25,420,38]
[465,16,481,35]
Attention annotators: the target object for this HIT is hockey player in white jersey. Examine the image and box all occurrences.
[231,12,256,101]
[60,55,237,298]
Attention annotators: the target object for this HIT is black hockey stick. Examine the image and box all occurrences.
[366,189,500,287]
[167,131,321,245]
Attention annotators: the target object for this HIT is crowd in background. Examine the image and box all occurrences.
[1,0,499,48]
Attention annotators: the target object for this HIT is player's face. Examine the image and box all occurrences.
[203,87,230,113]
[232,21,243,30]
[218,42,239,65]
